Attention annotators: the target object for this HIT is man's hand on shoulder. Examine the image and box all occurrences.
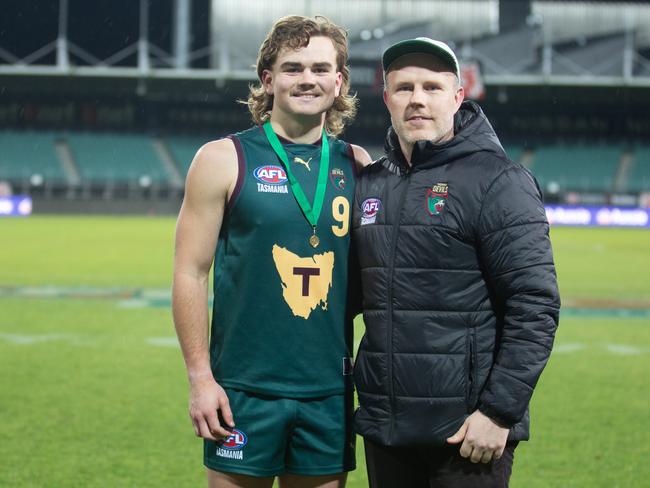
[351,144,373,172]
[446,410,509,464]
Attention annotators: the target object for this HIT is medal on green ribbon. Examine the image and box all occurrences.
[262,121,329,248]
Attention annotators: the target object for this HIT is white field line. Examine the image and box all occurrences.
[0,286,172,300]
[146,337,179,347]
[1,334,649,356]
[0,333,96,346]
[606,344,648,355]
[553,343,586,353]
[118,299,152,308]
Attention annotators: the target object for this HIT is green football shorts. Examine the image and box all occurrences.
[204,388,356,477]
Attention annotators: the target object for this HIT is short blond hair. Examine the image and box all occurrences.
[243,15,357,137]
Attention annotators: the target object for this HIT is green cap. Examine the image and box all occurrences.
[382,37,460,78]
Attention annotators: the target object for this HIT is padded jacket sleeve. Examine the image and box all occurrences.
[475,165,561,427]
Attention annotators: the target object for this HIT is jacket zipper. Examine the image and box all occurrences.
[466,328,477,410]
[387,171,411,440]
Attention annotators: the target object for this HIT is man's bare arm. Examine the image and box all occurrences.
[172,138,238,441]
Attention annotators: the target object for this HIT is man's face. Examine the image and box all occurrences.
[384,53,464,149]
[263,36,342,120]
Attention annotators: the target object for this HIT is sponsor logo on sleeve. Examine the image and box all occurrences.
[361,198,381,225]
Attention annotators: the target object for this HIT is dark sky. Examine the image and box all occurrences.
[0,0,209,66]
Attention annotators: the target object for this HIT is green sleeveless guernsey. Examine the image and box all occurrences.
[210,125,357,398]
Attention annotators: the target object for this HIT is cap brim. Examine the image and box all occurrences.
[382,39,458,76]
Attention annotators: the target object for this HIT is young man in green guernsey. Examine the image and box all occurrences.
[172,15,371,488]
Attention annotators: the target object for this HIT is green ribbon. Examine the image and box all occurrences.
[262,121,330,232]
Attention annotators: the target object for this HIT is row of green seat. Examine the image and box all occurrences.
[1,131,649,193]
[530,143,621,193]
[166,136,209,176]
[627,146,650,193]
[505,143,650,194]
[0,132,209,185]
[0,131,65,180]
[67,133,169,183]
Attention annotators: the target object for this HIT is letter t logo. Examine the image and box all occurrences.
[293,267,320,296]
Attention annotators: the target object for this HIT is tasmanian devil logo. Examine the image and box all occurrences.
[254,165,288,185]
[329,168,346,190]
[426,183,448,216]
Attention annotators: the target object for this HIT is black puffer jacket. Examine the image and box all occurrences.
[352,101,560,447]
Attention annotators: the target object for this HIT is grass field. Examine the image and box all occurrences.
[1,216,649,487]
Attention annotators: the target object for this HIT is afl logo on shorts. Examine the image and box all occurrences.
[220,429,248,450]
[254,165,288,185]
[361,198,381,225]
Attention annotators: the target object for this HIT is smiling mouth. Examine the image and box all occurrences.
[407,116,431,122]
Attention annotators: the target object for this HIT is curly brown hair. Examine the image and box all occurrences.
[244,15,357,137]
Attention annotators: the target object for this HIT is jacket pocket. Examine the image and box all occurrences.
[465,329,477,411]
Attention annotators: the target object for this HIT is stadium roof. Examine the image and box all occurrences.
[2,0,650,87]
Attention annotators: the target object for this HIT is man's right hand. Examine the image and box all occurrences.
[173,139,239,442]
[188,373,235,441]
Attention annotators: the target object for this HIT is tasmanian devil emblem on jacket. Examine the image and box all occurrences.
[426,183,448,216]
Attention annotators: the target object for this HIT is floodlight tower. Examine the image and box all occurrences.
[173,0,192,70]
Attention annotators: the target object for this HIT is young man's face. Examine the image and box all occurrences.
[384,53,464,150]
[263,36,342,121]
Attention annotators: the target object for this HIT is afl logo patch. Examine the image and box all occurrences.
[254,165,288,185]
[361,198,381,225]
[220,429,248,450]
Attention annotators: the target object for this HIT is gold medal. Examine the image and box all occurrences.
[263,122,330,253]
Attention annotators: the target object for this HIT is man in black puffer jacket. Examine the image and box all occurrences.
[352,38,560,487]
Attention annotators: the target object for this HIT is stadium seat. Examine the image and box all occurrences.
[0,131,66,183]
[626,146,650,193]
[504,145,523,165]
[530,142,622,193]
[165,136,213,177]
[67,133,169,184]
